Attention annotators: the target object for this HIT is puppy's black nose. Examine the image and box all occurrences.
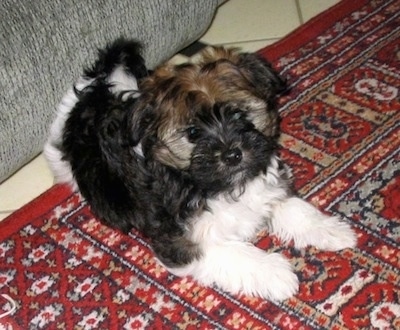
[221,148,242,166]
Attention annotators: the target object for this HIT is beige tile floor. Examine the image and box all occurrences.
[0,0,339,221]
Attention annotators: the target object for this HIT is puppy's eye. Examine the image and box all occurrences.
[186,126,201,142]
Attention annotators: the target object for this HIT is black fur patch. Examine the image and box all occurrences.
[61,40,204,266]
[188,104,277,195]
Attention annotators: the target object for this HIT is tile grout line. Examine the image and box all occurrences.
[295,0,305,25]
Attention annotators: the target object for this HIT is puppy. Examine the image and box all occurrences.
[44,39,357,301]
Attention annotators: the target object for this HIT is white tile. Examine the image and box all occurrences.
[201,0,301,45]
[0,154,54,212]
[297,0,340,23]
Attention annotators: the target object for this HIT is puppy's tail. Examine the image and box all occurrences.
[84,38,148,96]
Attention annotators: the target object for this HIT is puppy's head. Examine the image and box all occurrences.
[128,47,286,191]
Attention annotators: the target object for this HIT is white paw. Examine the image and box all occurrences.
[244,252,299,302]
[272,197,357,251]
[300,215,357,251]
[199,247,299,301]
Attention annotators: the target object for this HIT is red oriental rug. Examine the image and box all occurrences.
[1,0,399,328]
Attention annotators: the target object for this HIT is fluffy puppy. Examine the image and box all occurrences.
[45,39,357,301]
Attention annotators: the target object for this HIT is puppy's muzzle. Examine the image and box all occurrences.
[222,147,242,166]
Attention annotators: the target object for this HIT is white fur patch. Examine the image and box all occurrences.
[271,197,357,251]
[171,243,299,302]
[165,155,356,301]
[165,156,299,301]
[44,77,94,190]
[107,66,140,100]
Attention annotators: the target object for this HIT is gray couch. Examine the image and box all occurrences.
[0,0,224,182]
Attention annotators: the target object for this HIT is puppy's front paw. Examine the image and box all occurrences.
[195,244,298,301]
[251,252,299,302]
[272,197,357,251]
[307,215,357,251]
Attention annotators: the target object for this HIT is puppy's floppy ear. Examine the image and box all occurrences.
[238,53,288,101]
